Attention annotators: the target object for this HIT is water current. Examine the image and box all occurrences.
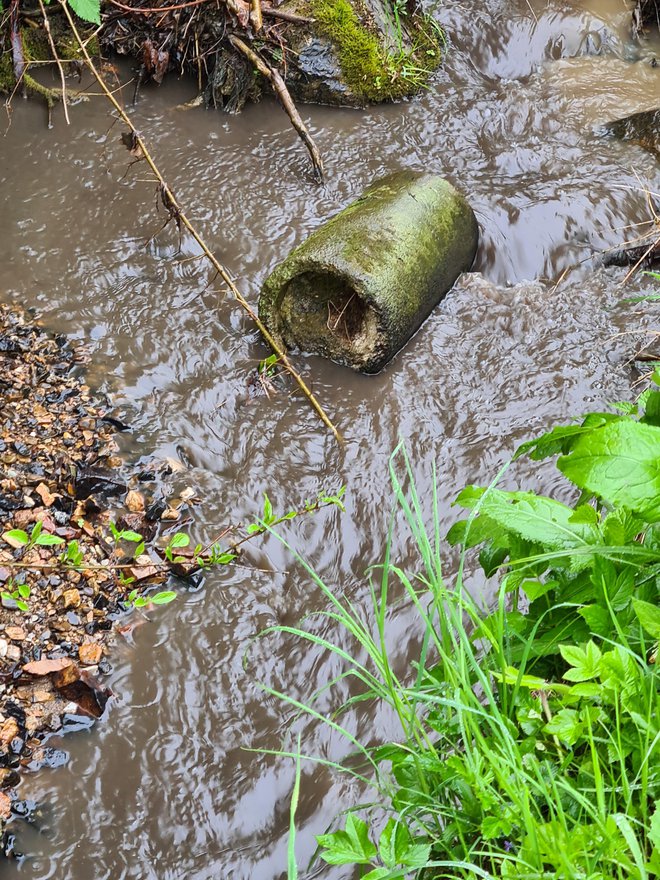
[1,0,660,876]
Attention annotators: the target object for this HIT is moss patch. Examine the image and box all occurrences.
[0,17,97,97]
[308,0,442,102]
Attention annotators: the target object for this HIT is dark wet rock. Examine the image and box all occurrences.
[606,107,660,158]
[260,171,479,373]
[287,36,360,107]
[74,466,127,500]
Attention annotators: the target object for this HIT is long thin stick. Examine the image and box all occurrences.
[59,0,341,442]
[37,0,70,124]
[228,34,324,182]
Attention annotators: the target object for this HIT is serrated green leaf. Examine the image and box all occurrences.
[400,842,431,868]
[67,0,101,25]
[544,708,583,745]
[362,869,394,880]
[15,600,29,612]
[649,801,660,849]
[558,420,660,521]
[568,504,599,525]
[17,584,30,599]
[579,604,610,636]
[632,598,660,639]
[453,488,600,566]
[378,819,412,869]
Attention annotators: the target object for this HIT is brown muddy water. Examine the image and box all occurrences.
[1,0,660,876]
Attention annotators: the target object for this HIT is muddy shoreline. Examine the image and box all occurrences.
[0,302,186,852]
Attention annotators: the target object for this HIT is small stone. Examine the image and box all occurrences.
[125,490,145,513]
[35,482,58,507]
[161,507,180,521]
[78,643,102,666]
[62,588,81,609]
[0,639,7,659]
[0,718,18,751]
[6,645,21,662]
[5,627,26,642]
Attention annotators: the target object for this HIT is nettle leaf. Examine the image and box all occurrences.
[558,420,660,521]
[67,0,101,24]
[632,598,660,639]
[602,508,645,546]
[568,504,599,525]
[400,842,431,868]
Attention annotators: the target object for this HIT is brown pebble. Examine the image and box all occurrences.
[78,643,102,666]
[62,588,81,609]
[4,626,25,642]
[0,718,18,751]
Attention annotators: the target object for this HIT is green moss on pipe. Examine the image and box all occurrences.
[259,171,479,374]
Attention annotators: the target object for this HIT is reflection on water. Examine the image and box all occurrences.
[0,0,659,876]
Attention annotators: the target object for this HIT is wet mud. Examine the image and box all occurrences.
[0,0,659,876]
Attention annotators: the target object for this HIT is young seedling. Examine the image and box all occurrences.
[1,580,31,613]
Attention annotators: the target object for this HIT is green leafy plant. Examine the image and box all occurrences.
[264,394,659,879]
[3,519,66,552]
[1,580,31,613]
[124,588,177,610]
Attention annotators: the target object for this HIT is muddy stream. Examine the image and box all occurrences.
[1,0,660,876]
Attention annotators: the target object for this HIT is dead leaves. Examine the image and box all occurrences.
[141,38,169,84]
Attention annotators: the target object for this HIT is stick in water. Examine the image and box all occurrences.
[58,0,342,442]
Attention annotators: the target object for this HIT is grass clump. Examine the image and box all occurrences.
[310,0,442,102]
[265,381,660,878]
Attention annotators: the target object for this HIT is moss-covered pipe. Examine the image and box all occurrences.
[258,171,479,373]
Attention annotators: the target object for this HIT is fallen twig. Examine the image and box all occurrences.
[262,6,314,24]
[250,0,262,31]
[37,0,70,124]
[228,34,324,182]
[59,0,341,442]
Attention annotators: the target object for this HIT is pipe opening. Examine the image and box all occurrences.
[278,270,383,367]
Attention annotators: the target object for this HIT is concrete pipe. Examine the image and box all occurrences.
[258,170,479,373]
